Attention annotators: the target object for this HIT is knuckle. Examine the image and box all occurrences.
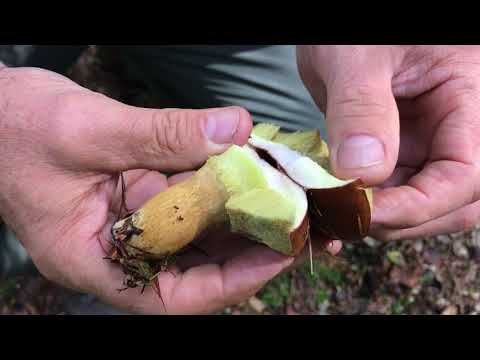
[330,82,391,119]
[50,90,89,124]
[47,91,92,145]
[376,231,401,242]
[447,77,480,109]
[151,109,198,156]
[212,271,228,304]
[397,206,437,230]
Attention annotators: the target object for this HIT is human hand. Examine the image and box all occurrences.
[297,45,480,240]
[0,66,339,314]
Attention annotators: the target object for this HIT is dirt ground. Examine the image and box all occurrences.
[2,46,480,315]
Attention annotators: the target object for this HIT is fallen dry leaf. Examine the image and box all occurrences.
[424,249,443,268]
[24,303,38,315]
[441,305,458,315]
[286,305,300,315]
[413,240,424,254]
[248,296,266,314]
[452,241,469,259]
[389,266,421,289]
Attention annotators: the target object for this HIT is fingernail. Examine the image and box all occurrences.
[337,135,385,169]
[205,109,240,144]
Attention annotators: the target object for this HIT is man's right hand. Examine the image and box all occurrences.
[297,45,480,241]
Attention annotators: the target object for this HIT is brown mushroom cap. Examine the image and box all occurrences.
[308,180,372,242]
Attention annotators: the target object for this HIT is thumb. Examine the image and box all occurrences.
[325,74,400,185]
[90,104,253,173]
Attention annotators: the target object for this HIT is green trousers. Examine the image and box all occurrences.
[0,45,326,277]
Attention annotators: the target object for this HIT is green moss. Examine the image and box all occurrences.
[390,295,414,315]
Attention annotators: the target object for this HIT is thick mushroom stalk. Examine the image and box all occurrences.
[109,142,310,290]
[249,131,373,242]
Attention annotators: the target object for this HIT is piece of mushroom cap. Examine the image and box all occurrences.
[248,134,373,242]
[207,144,310,256]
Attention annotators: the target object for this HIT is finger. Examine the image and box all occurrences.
[372,200,480,241]
[122,169,152,186]
[117,105,252,172]
[177,232,342,272]
[167,171,196,186]
[175,229,254,270]
[326,240,343,255]
[287,238,342,271]
[324,64,400,186]
[67,95,252,173]
[372,57,480,230]
[395,99,431,167]
[168,245,293,314]
[372,159,478,230]
[92,242,293,315]
[296,46,328,112]
[376,166,418,189]
[109,170,168,217]
[311,235,342,257]
[112,170,197,214]
[298,46,401,185]
[123,171,168,211]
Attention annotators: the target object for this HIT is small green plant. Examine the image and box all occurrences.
[259,273,292,310]
[316,265,345,287]
[386,250,406,267]
[315,288,330,306]
[390,295,414,315]
[421,270,435,286]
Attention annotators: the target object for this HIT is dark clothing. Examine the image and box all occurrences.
[0,45,325,132]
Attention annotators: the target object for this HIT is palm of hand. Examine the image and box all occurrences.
[26,168,301,314]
